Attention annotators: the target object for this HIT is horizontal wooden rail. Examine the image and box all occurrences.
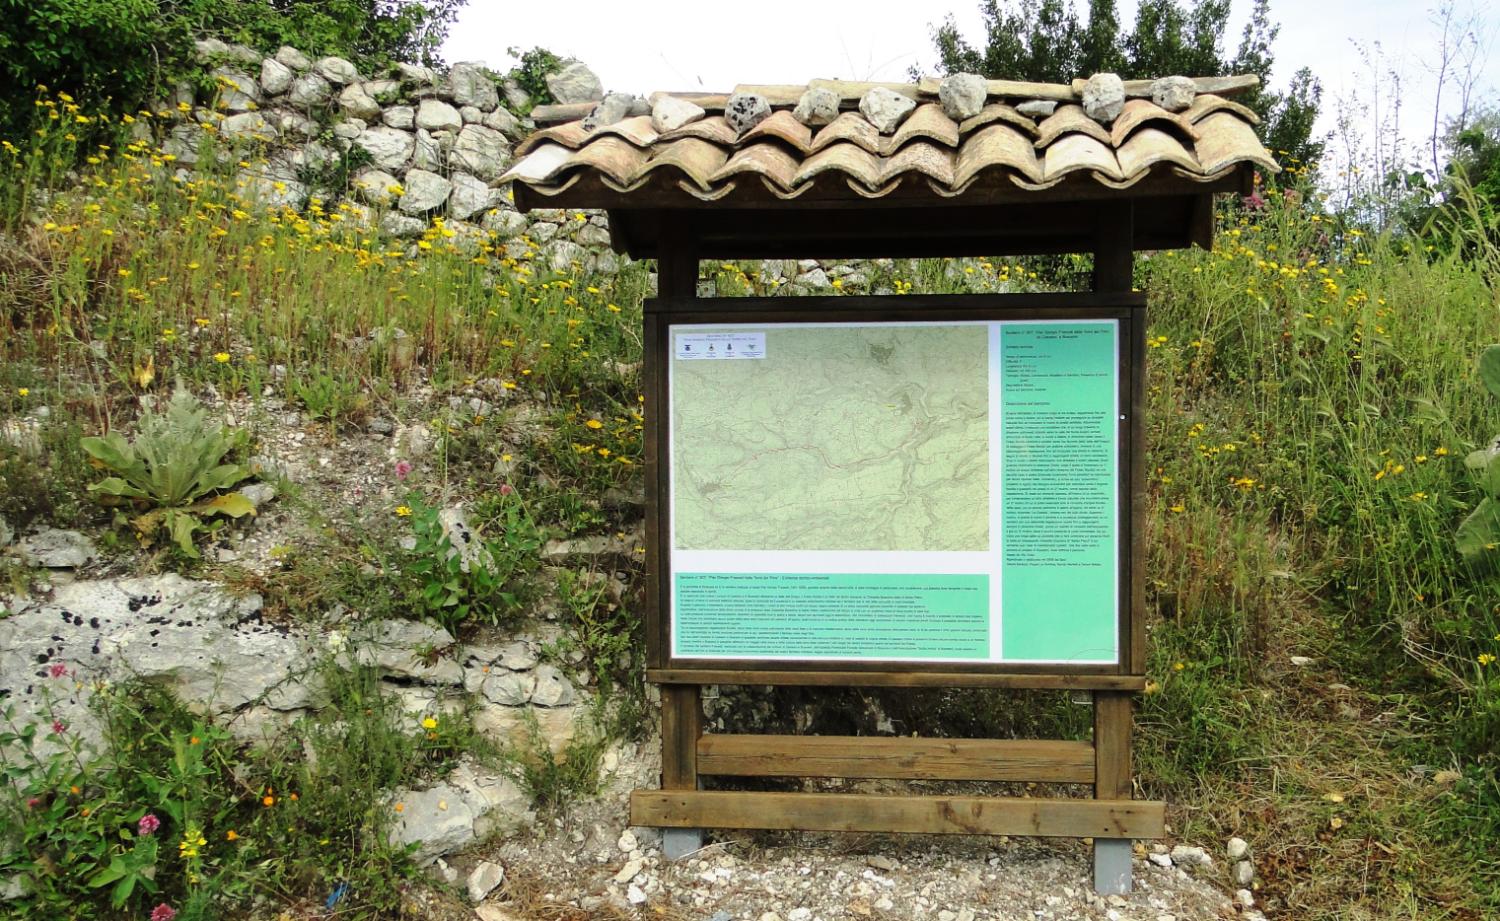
[631,790,1164,839]
[697,735,1094,783]
[647,668,1146,691]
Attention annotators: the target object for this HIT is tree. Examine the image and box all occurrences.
[929,0,1322,173]
[0,0,466,141]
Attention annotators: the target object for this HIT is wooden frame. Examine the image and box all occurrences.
[621,199,1160,894]
[644,293,1144,681]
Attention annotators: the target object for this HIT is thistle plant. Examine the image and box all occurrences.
[80,389,255,557]
[1457,346,1500,567]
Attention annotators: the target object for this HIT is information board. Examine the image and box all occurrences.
[667,318,1122,666]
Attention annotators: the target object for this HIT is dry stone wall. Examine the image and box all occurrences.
[152,40,935,293]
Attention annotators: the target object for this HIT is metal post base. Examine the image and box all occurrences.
[1093,839,1133,895]
[662,828,704,860]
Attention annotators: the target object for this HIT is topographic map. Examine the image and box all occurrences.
[671,325,989,551]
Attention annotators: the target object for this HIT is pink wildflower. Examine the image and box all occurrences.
[150,904,177,921]
[50,720,66,735]
[48,663,68,679]
[1242,191,1265,210]
[137,813,160,836]
[498,483,514,496]
[394,460,413,480]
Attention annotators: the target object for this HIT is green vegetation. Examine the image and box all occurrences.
[2,41,1499,921]
[929,0,1323,166]
[0,663,480,921]
[0,0,467,141]
[80,388,256,557]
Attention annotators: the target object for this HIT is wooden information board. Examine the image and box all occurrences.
[633,292,1162,894]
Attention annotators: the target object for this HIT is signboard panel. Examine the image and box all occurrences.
[665,315,1124,667]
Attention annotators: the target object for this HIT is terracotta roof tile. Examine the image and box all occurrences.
[500,76,1276,205]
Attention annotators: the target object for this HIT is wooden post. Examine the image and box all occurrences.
[654,216,704,860]
[1093,202,1138,895]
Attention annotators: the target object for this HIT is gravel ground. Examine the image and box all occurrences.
[468,744,1263,921]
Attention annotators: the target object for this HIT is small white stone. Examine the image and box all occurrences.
[1227,836,1250,861]
[859,87,917,133]
[617,829,638,853]
[1082,72,1126,123]
[614,858,643,883]
[724,92,771,135]
[938,73,988,120]
[1148,852,1173,868]
[626,883,647,905]
[651,95,705,133]
[1234,859,1255,887]
[1290,655,1314,666]
[792,87,840,126]
[1169,844,1212,868]
[1235,888,1255,908]
[1151,75,1197,112]
[466,860,505,903]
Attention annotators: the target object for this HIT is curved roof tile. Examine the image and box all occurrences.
[500,77,1276,205]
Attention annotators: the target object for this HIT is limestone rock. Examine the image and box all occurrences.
[287,73,332,108]
[315,56,360,85]
[938,73,988,120]
[352,620,463,684]
[416,98,463,133]
[220,112,270,139]
[482,105,524,139]
[475,670,535,706]
[859,87,916,133]
[398,168,453,214]
[483,209,529,237]
[450,125,510,181]
[14,529,96,568]
[354,126,414,170]
[274,45,312,71]
[1227,836,1250,861]
[545,63,604,105]
[437,506,490,572]
[501,77,530,111]
[213,69,260,113]
[792,87,839,126]
[1169,844,1212,868]
[337,82,382,120]
[725,92,771,135]
[544,239,588,273]
[459,105,483,124]
[1016,100,1058,118]
[0,574,317,761]
[411,128,446,171]
[1233,859,1254,887]
[448,61,500,110]
[651,95,705,133]
[530,664,575,707]
[448,172,501,220]
[467,860,505,903]
[1151,75,1196,113]
[584,92,637,131]
[396,62,440,86]
[194,38,231,60]
[260,58,293,96]
[380,212,426,237]
[383,105,415,129]
[1082,72,1126,124]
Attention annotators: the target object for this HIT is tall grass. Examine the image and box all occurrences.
[3,96,1499,918]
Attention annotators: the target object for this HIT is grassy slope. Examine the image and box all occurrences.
[2,110,1498,918]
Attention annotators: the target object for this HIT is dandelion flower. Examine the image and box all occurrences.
[585,419,603,429]
[1480,654,1497,667]
[395,505,412,517]
[421,717,438,730]
[213,352,231,364]
[17,388,29,397]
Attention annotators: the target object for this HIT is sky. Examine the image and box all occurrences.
[443,0,1499,163]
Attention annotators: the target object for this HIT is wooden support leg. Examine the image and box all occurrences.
[1093,690,1134,895]
[660,684,703,859]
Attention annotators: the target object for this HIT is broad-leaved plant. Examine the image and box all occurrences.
[81,389,255,557]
